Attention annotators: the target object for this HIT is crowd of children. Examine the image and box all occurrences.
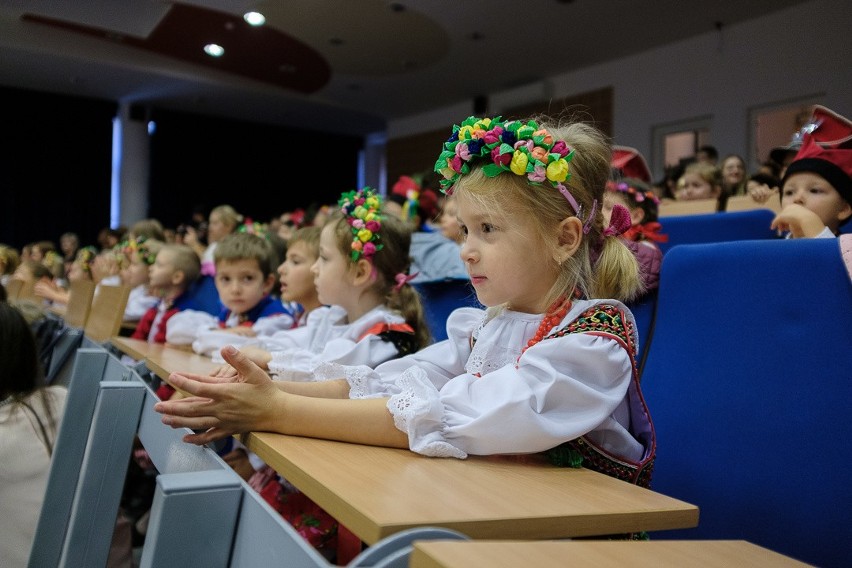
[3,104,851,565]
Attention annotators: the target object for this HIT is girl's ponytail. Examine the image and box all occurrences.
[386,281,431,351]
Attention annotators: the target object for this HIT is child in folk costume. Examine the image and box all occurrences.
[157,114,656,489]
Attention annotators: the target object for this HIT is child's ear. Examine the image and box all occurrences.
[170,270,185,287]
[837,202,852,224]
[350,258,374,287]
[262,273,277,294]
[555,216,583,264]
[630,207,645,225]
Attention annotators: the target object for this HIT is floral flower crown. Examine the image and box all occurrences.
[338,187,384,262]
[119,237,157,267]
[237,218,269,239]
[605,180,661,205]
[434,116,586,218]
[76,246,99,273]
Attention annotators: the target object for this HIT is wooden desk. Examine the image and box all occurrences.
[246,432,698,545]
[111,337,220,380]
[111,337,700,545]
[409,540,813,568]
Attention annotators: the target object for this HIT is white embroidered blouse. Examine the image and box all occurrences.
[326,299,644,461]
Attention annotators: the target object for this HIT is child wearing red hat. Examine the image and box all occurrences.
[769,106,852,238]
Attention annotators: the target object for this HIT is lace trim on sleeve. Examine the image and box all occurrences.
[342,365,380,399]
[387,367,466,459]
[312,361,345,382]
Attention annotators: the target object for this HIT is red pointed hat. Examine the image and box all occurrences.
[771,105,852,165]
[782,107,852,206]
[611,146,652,183]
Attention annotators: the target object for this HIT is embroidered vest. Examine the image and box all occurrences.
[542,304,656,488]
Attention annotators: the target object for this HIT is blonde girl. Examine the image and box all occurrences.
[156,115,656,489]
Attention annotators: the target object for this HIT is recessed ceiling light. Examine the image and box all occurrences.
[204,43,225,57]
[243,11,266,26]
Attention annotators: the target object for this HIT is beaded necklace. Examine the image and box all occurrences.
[516,296,572,367]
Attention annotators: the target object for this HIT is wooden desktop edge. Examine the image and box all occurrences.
[408,540,812,568]
[111,336,700,545]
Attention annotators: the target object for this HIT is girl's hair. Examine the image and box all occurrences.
[451,116,643,305]
[210,204,244,230]
[19,259,53,281]
[683,162,723,189]
[288,226,321,257]
[329,211,431,350]
[42,250,65,279]
[0,302,60,455]
[130,218,166,242]
[33,240,57,256]
[0,302,44,399]
[161,244,202,285]
[0,244,21,275]
[214,232,277,277]
[607,177,661,224]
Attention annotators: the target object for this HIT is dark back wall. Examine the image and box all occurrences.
[148,109,363,231]
[0,86,363,251]
[0,87,115,250]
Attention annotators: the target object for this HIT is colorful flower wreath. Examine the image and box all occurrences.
[119,237,157,267]
[76,246,99,274]
[434,116,582,214]
[338,187,384,262]
[605,180,661,205]
[237,218,269,239]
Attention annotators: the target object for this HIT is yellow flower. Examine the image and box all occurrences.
[510,150,528,175]
[546,158,570,183]
[357,229,373,243]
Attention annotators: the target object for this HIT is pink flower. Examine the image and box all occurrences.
[483,127,504,145]
[528,164,546,182]
[366,220,380,232]
[551,141,569,157]
[363,242,377,256]
[450,155,465,173]
[455,142,472,161]
[351,219,365,229]
[491,146,511,167]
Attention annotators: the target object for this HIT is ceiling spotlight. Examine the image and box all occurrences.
[204,43,225,57]
[243,11,266,26]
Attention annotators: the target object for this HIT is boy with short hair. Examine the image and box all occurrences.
[165,232,292,357]
[130,244,201,343]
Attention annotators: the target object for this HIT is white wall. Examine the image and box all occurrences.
[387,0,852,180]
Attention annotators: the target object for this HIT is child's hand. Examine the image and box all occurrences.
[771,204,827,238]
[154,345,281,445]
[239,346,273,369]
[211,364,239,379]
[34,280,58,299]
[748,183,778,204]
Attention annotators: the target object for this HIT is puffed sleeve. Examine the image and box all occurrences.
[268,335,401,381]
[386,330,633,459]
[165,309,218,345]
[252,313,296,336]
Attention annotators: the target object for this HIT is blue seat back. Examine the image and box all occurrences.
[640,239,852,568]
[413,278,482,342]
[657,209,778,255]
[185,275,223,315]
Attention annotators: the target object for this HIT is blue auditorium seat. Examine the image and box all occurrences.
[640,238,852,568]
[657,209,778,255]
[413,278,483,342]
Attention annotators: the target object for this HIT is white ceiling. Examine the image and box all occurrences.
[0,0,813,136]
